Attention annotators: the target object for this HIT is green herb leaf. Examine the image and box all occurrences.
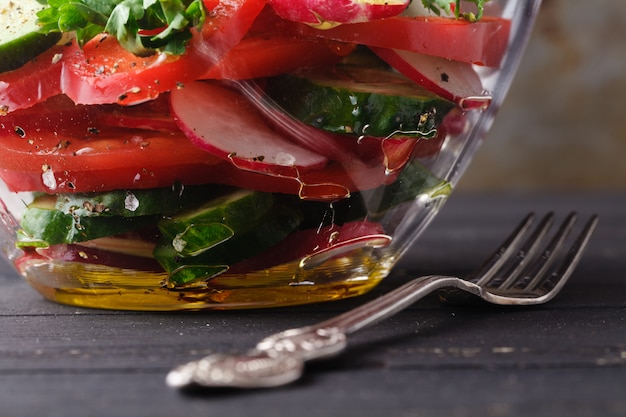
[36,0,206,56]
[421,0,485,21]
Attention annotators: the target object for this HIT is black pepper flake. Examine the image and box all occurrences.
[440,72,450,83]
[88,127,101,135]
[56,139,71,149]
[14,126,26,138]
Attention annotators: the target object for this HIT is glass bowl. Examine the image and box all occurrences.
[0,0,541,310]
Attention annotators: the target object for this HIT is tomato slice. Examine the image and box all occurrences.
[0,134,399,200]
[201,34,354,80]
[266,14,511,67]
[0,44,67,114]
[0,0,267,110]
[61,0,266,105]
[96,95,180,132]
[0,95,223,193]
[0,95,400,201]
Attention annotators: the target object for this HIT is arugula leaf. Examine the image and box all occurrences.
[421,0,485,21]
[36,0,206,56]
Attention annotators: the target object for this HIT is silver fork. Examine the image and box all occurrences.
[166,212,598,390]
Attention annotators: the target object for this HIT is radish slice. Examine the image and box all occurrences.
[170,81,328,176]
[236,81,419,173]
[269,0,410,26]
[373,47,492,110]
[236,81,360,163]
[16,243,163,273]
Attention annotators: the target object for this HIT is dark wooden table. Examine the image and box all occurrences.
[1,192,625,417]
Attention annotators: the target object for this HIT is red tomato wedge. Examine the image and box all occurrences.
[61,0,266,106]
[201,34,355,80]
[0,44,67,114]
[268,14,511,67]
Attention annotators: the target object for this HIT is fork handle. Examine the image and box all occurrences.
[318,275,478,334]
[255,275,480,362]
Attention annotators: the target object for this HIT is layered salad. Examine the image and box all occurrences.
[0,0,510,309]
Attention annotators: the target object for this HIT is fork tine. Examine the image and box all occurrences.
[524,213,599,295]
[520,212,578,291]
[496,212,555,290]
[471,212,536,286]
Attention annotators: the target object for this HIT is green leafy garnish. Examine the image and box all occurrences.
[421,0,485,22]
[35,0,207,56]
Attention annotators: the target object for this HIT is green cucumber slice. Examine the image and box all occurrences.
[157,189,274,257]
[155,205,303,287]
[0,0,61,72]
[51,185,220,218]
[17,207,158,247]
[15,185,228,247]
[266,65,454,138]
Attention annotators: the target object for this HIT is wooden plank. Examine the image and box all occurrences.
[0,192,625,417]
[2,368,626,417]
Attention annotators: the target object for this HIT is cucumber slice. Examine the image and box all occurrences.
[15,185,228,247]
[52,185,221,218]
[17,207,158,248]
[157,189,274,257]
[266,65,454,138]
[155,205,303,287]
[0,0,61,72]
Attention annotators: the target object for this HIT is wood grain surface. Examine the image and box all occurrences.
[1,192,625,417]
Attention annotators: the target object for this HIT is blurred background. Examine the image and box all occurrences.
[458,0,626,192]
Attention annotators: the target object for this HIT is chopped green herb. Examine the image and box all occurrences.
[35,0,206,56]
[421,0,485,21]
